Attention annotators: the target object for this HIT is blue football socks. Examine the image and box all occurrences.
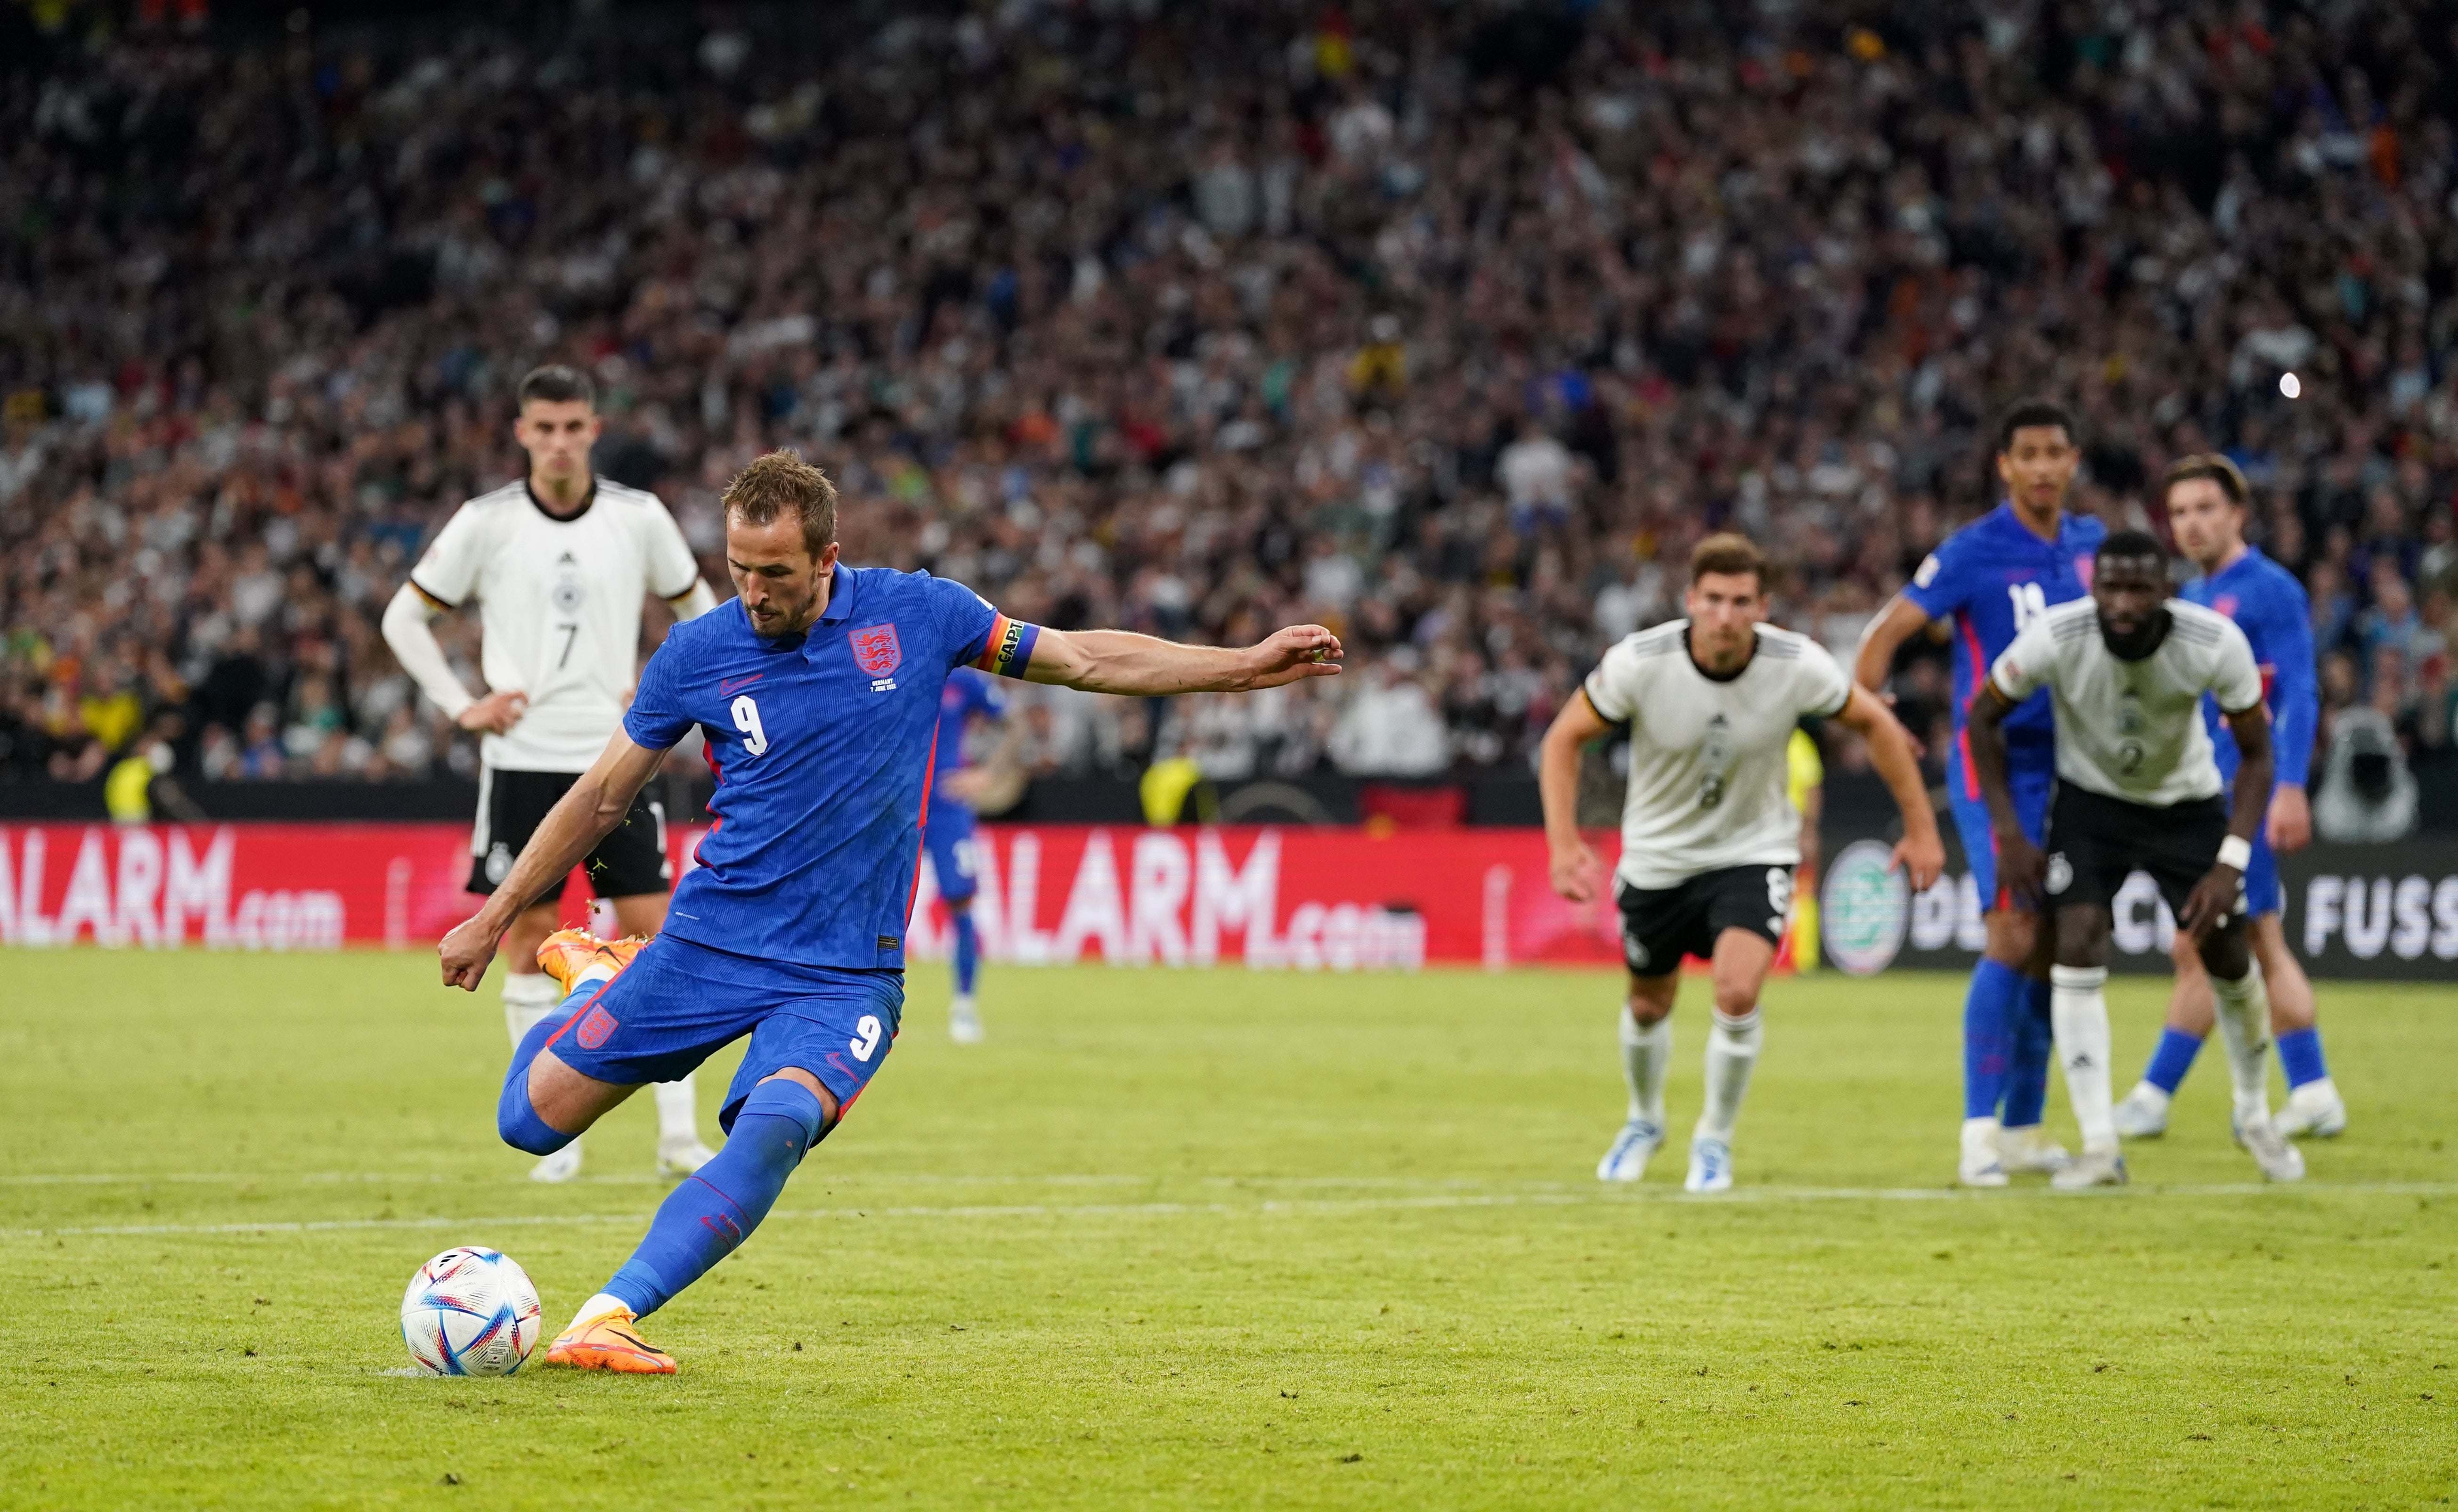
[1961,959,2024,1120]
[2142,1026,2206,1096]
[952,910,981,997]
[496,978,600,1155]
[2001,974,2054,1128]
[2276,1027,2329,1090]
[604,1078,827,1319]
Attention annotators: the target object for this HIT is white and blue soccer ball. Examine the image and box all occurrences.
[400,1247,542,1376]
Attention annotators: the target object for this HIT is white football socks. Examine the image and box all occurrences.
[1619,1007,1671,1127]
[2050,965,2116,1157]
[503,970,562,1045]
[652,1077,700,1144]
[1695,1008,1761,1143]
[2208,963,2275,1120]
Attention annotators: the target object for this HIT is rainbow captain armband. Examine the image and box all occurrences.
[972,613,1042,679]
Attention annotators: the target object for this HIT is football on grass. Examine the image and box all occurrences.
[400,1247,542,1376]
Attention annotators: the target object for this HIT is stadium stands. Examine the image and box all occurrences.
[2,1,2455,818]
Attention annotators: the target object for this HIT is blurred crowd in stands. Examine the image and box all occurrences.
[5,0,2458,817]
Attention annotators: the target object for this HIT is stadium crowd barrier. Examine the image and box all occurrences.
[0,821,1619,969]
[5,820,2447,981]
[1817,826,2458,982]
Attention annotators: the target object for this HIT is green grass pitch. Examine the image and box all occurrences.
[0,950,2452,1509]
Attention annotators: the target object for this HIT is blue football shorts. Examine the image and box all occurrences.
[545,933,904,1132]
[922,794,981,904]
[1945,744,2056,914]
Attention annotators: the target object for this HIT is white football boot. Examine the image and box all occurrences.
[1684,1137,1734,1195]
[2237,1112,2306,1182]
[2050,1149,2128,1189]
[1959,1118,2009,1188]
[529,1140,583,1184]
[1596,1119,1665,1183]
[2273,1080,2347,1138]
[657,1135,719,1178]
[1997,1123,2073,1173]
[949,994,985,1045]
[2110,1083,2171,1138]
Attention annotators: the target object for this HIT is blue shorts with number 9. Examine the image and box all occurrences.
[545,933,903,1134]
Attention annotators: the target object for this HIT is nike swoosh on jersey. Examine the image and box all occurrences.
[718,674,765,695]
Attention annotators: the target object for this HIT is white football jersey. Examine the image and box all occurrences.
[410,478,701,772]
[1989,598,2263,807]
[1583,622,1853,890]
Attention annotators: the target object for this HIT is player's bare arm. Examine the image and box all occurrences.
[1022,624,1343,695]
[1831,685,1946,891]
[2179,703,2273,940]
[1851,596,1934,755]
[1537,688,1612,902]
[1965,677,2041,902]
[1852,594,1931,695]
[438,732,668,990]
[2266,780,2311,852]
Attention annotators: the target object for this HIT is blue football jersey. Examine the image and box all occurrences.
[624,566,1031,969]
[1903,504,2106,778]
[2183,545,2318,789]
[932,667,1006,796]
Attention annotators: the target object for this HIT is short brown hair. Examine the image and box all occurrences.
[2162,452,2249,507]
[1689,531,1767,591]
[516,363,595,410]
[723,450,840,557]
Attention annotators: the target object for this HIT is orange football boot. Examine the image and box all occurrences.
[536,928,647,993]
[544,1304,676,1374]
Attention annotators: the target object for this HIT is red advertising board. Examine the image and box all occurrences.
[0,822,1630,968]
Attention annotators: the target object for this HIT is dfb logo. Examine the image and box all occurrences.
[849,624,903,677]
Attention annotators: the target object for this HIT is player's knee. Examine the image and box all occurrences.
[2052,909,2110,968]
[740,1076,830,1155]
[1983,908,2037,966]
[2198,923,2250,982]
[1710,980,1758,1018]
[1623,978,1676,1025]
[497,1070,576,1155]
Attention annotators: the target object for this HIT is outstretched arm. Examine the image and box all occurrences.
[1023,624,1343,695]
[438,731,668,990]
[1831,685,1946,891]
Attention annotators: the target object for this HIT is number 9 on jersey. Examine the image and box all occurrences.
[732,694,769,755]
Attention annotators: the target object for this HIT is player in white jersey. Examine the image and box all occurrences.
[1539,534,1945,1192]
[382,365,722,1183]
[1970,529,2303,1187]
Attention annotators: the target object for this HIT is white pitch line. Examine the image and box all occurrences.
[0,1171,1531,1190]
[4,1180,2453,1241]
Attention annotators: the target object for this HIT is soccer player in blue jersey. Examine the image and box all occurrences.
[927,667,1008,1044]
[435,451,1343,1373]
[2111,455,2345,1140]
[1855,400,2104,1187]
